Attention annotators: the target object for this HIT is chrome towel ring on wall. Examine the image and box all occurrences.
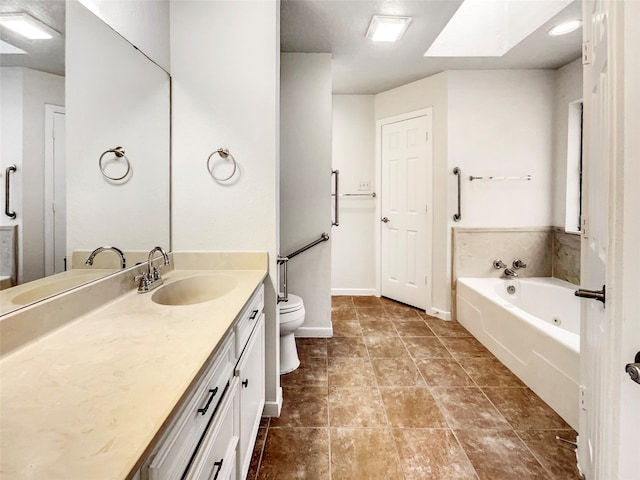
[207,147,238,182]
[99,146,131,181]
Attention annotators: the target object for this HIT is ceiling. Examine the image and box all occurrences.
[280,0,583,94]
[0,0,65,76]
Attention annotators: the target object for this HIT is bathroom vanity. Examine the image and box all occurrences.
[0,253,268,480]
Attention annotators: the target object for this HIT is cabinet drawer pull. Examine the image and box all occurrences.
[197,387,219,415]
[242,379,249,388]
[249,309,259,320]
[212,460,223,480]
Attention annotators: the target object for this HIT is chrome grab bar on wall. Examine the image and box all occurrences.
[453,167,461,222]
[5,165,17,219]
[277,233,330,303]
[331,169,339,226]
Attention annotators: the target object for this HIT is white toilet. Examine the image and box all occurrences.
[279,294,305,374]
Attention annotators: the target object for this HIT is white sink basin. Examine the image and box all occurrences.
[151,275,238,306]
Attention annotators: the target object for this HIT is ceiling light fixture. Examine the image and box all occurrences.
[548,20,582,36]
[0,13,59,40]
[366,15,412,42]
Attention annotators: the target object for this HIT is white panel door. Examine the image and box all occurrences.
[44,105,66,275]
[380,113,431,309]
[579,1,640,478]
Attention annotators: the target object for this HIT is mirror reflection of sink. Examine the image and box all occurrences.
[151,275,238,306]
[11,272,108,305]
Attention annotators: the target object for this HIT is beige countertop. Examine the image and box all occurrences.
[0,257,267,480]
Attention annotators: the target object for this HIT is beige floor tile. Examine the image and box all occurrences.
[329,386,388,427]
[457,357,525,387]
[270,387,328,428]
[257,427,330,480]
[431,387,510,429]
[331,319,363,338]
[295,338,327,358]
[385,305,423,320]
[392,319,435,337]
[516,430,581,479]
[330,428,404,480]
[414,358,475,387]
[455,429,548,480]
[327,337,368,357]
[482,387,571,430]
[364,336,410,358]
[280,356,327,388]
[359,319,398,336]
[371,357,425,386]
[439,337,493,359]
[332,306,358,321]
[379,387,447,428]
[328,357,377,387]
[393,428,478,479]
[402,336,452,358]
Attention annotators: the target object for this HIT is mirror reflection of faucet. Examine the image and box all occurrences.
[136,246,170,293]
[85,246,126,268]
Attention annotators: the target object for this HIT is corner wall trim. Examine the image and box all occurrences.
[427,307,452,321]
[331,288,378,296]
[295,326,333,338]
[262,387,283,417]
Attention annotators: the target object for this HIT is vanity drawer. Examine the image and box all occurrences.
[147,333,235,480]
[234,285,264,356]
[184,377,239,480]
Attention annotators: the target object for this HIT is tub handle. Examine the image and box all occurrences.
[575,285,605,304]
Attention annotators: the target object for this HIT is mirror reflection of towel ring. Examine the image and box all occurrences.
[99,146,131,181]
[207,148,237,182]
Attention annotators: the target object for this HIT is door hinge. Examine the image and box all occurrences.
[581,216,588,238]
[580,385,587,410]
[582,41,592,65]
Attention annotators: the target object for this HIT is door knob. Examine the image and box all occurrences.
[381,217,390,223]
[626,352,640,385]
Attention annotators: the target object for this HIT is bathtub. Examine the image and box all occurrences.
[456,276,580,430]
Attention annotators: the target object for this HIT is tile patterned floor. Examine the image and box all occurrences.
[248,296,581,480]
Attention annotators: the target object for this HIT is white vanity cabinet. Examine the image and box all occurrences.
[139,284,265,480]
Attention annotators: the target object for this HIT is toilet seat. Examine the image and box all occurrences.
[279,294,304,315]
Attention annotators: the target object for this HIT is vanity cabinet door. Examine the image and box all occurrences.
[184,377,239,480]
[235,313,265,480]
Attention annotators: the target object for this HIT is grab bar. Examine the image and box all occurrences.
[5,165,17,219]
[338,192,376,198]
[331,169,339,226]
[453,167,461,222]
[277,233,330,303]
[469,174,532,181]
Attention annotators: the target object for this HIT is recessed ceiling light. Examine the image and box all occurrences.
[0,13,59,40]
[548,20,582,36]
[366,15,412,42]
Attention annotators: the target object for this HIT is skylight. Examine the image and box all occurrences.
[424,0,573,57]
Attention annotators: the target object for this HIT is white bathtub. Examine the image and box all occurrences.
[456,276,580,430]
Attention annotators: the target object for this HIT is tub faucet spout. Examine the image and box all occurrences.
[504,268,518,278]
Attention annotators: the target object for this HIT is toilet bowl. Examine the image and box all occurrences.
[279,294,305,374]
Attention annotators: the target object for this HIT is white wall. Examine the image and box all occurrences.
[551,58,583,228]
[170,0,280,414]
[280,53,333,336]
[1,67,64,283]
[66,0,170,258]
[375,73,449,315]
[331,95,376,295]
[78,0,170,72]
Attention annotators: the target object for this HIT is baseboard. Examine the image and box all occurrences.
[295,326,333,338]
[427,307,452,321]
[262,387,283,417]
[331,288,378,296]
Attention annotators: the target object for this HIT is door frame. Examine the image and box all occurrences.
[44,104,65,276]
[375,108,433,310]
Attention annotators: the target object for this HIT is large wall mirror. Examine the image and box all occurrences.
[0,0,170,316]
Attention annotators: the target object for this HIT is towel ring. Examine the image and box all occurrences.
[207,148,237,182]
[99,146,131,181]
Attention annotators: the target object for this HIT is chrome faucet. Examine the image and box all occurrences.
[503,268,518,278]
[493,259,507,269]
[512,259,527,269]
[136,246,170,293]
[85,246,126,268]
